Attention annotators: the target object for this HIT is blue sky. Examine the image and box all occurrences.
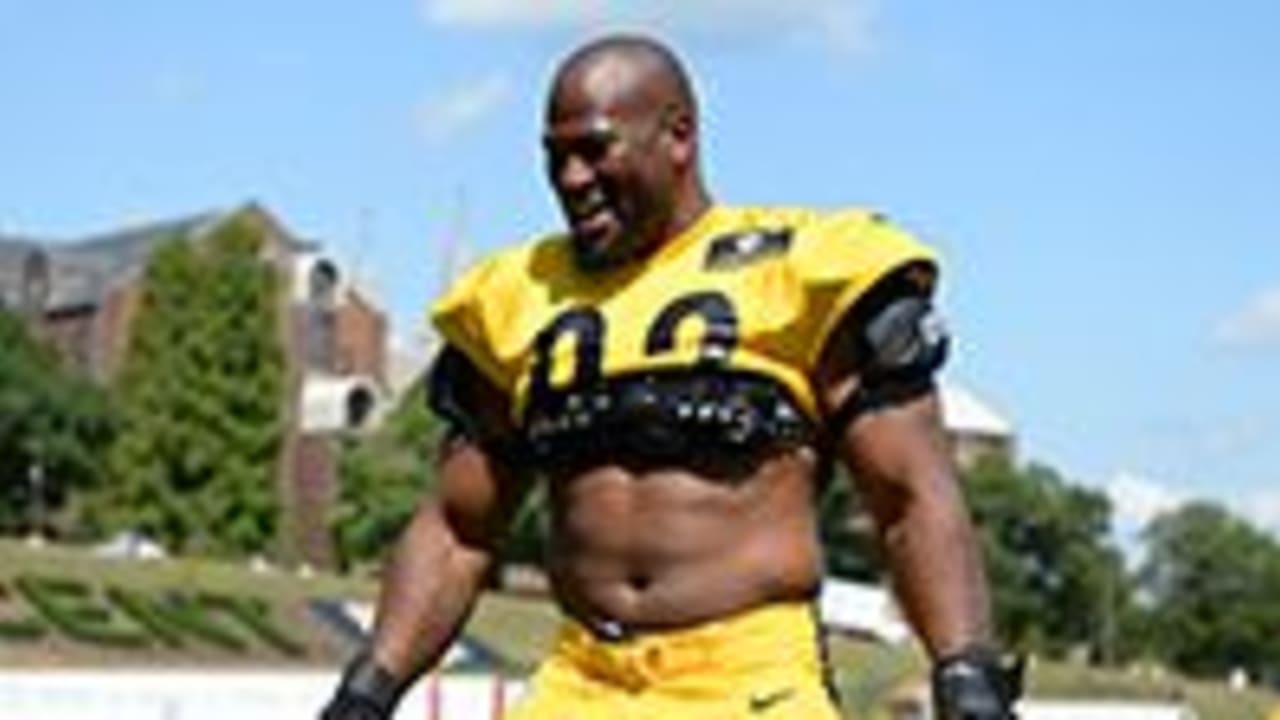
[2,1,1277,538]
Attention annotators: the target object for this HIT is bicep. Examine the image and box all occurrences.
[432,436,530,551]
[425,345,533,549]
[813,266,955,508]
[836,392,951,488]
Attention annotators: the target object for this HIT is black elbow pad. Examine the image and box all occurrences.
[426,345,527,463]
[862,294,949,383]
[828,294,949,431]
[425,345,485,442]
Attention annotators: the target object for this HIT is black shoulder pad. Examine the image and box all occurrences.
[826,269,949,431]
[425,345,486,441]
[862,294,949,382]
[426,346,528,463]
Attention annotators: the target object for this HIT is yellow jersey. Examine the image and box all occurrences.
[431,205,938,427]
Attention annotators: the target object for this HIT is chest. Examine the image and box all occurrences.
[503,253,809,405]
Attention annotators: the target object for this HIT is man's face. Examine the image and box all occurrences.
[543,87,676,272]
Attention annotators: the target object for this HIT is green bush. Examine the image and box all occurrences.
[14,575,148,648]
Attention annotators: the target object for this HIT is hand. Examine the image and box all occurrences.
[932,646,1023,720]
[318,652,406,720]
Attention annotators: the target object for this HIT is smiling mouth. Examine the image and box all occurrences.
[568,199,615,237]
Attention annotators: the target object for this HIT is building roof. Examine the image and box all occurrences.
[0,203,308,313]
[939,382,1014,437]
[0,236,41,310]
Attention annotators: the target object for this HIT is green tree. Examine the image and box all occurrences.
[818,468,885,582]
[0,311,114,535]
[94,238,202,544]
[333,376,551,577]
[189,219,285,554]
[1139,501,1280,681]
[332,378,439,568]
[93,219,284,556]
[963,456,1130,661]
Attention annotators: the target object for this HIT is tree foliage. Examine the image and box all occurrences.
[333,374,550,574]
[332,378,439,568]
[0,311,114,535]
[90,218,284,556]
[963,456,1129,661]
[1139,501,1280,682]
[819,468,885,582]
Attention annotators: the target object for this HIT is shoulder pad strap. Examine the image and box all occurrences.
[826,273,949,432]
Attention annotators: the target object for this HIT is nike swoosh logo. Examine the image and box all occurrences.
[749,688,797,714]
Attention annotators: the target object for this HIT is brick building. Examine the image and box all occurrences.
[0,202,387,566]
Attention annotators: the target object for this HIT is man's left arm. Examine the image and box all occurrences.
[814,270,1021,719]
[827,390,991,656]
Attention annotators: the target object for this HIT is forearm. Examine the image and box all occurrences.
[879,481,992,659]
[886,494,1024,720]
[368,499,494,682]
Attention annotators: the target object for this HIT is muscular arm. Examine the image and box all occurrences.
[369,434,529,680]
[813,266,992,659]
[824,386,992,658]
[814,266,1018,719]
[353,348,533,696]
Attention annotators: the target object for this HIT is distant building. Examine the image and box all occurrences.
[939,383,1016,469]
[0,202,387,566]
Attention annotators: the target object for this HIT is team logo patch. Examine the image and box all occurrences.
[704,228,792,270]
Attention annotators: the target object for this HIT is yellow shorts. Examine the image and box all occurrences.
[505,602,843,720]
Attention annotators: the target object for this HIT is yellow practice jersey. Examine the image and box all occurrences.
[431,205,939,425]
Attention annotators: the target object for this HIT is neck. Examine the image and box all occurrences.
[663,183,713,243]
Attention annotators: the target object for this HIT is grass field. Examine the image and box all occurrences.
[0,538,371,667]
[2,539,1276,719]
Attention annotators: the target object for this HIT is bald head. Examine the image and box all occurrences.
[548,33,697,124]
[542,34,711,272]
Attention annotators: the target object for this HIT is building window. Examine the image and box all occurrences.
[22,250,50,316]
[305,260,339,371]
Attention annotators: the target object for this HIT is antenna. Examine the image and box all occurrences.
[437,185,469,295]
[352,206,374,286]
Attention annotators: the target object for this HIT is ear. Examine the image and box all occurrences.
[664,106,696,167]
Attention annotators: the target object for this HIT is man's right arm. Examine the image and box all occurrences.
[322,349,531,719]
[368,434,527,681]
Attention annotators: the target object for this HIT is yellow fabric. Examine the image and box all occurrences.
[505,603,843,720]
[431,205,938,423]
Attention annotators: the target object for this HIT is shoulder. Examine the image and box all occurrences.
[792,208,939,276]
[432,232,572,315]
[718,205,934,258]
[746,206,944,368]
[428,232,571,387]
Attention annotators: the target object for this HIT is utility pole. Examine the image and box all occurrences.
[437,185,470,296]
[27,452,46,544]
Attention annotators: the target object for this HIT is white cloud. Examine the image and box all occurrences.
[1212,285,1280,349]
[1105,471,1280,542]
[1105,471,1184,529]
[420,0,878,53]
[425,0,605,28]
[1240,488,1280,536]
[413,73,511,143]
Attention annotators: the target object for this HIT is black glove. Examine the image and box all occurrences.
[932,645,1023,720]
[320,652,407,720]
